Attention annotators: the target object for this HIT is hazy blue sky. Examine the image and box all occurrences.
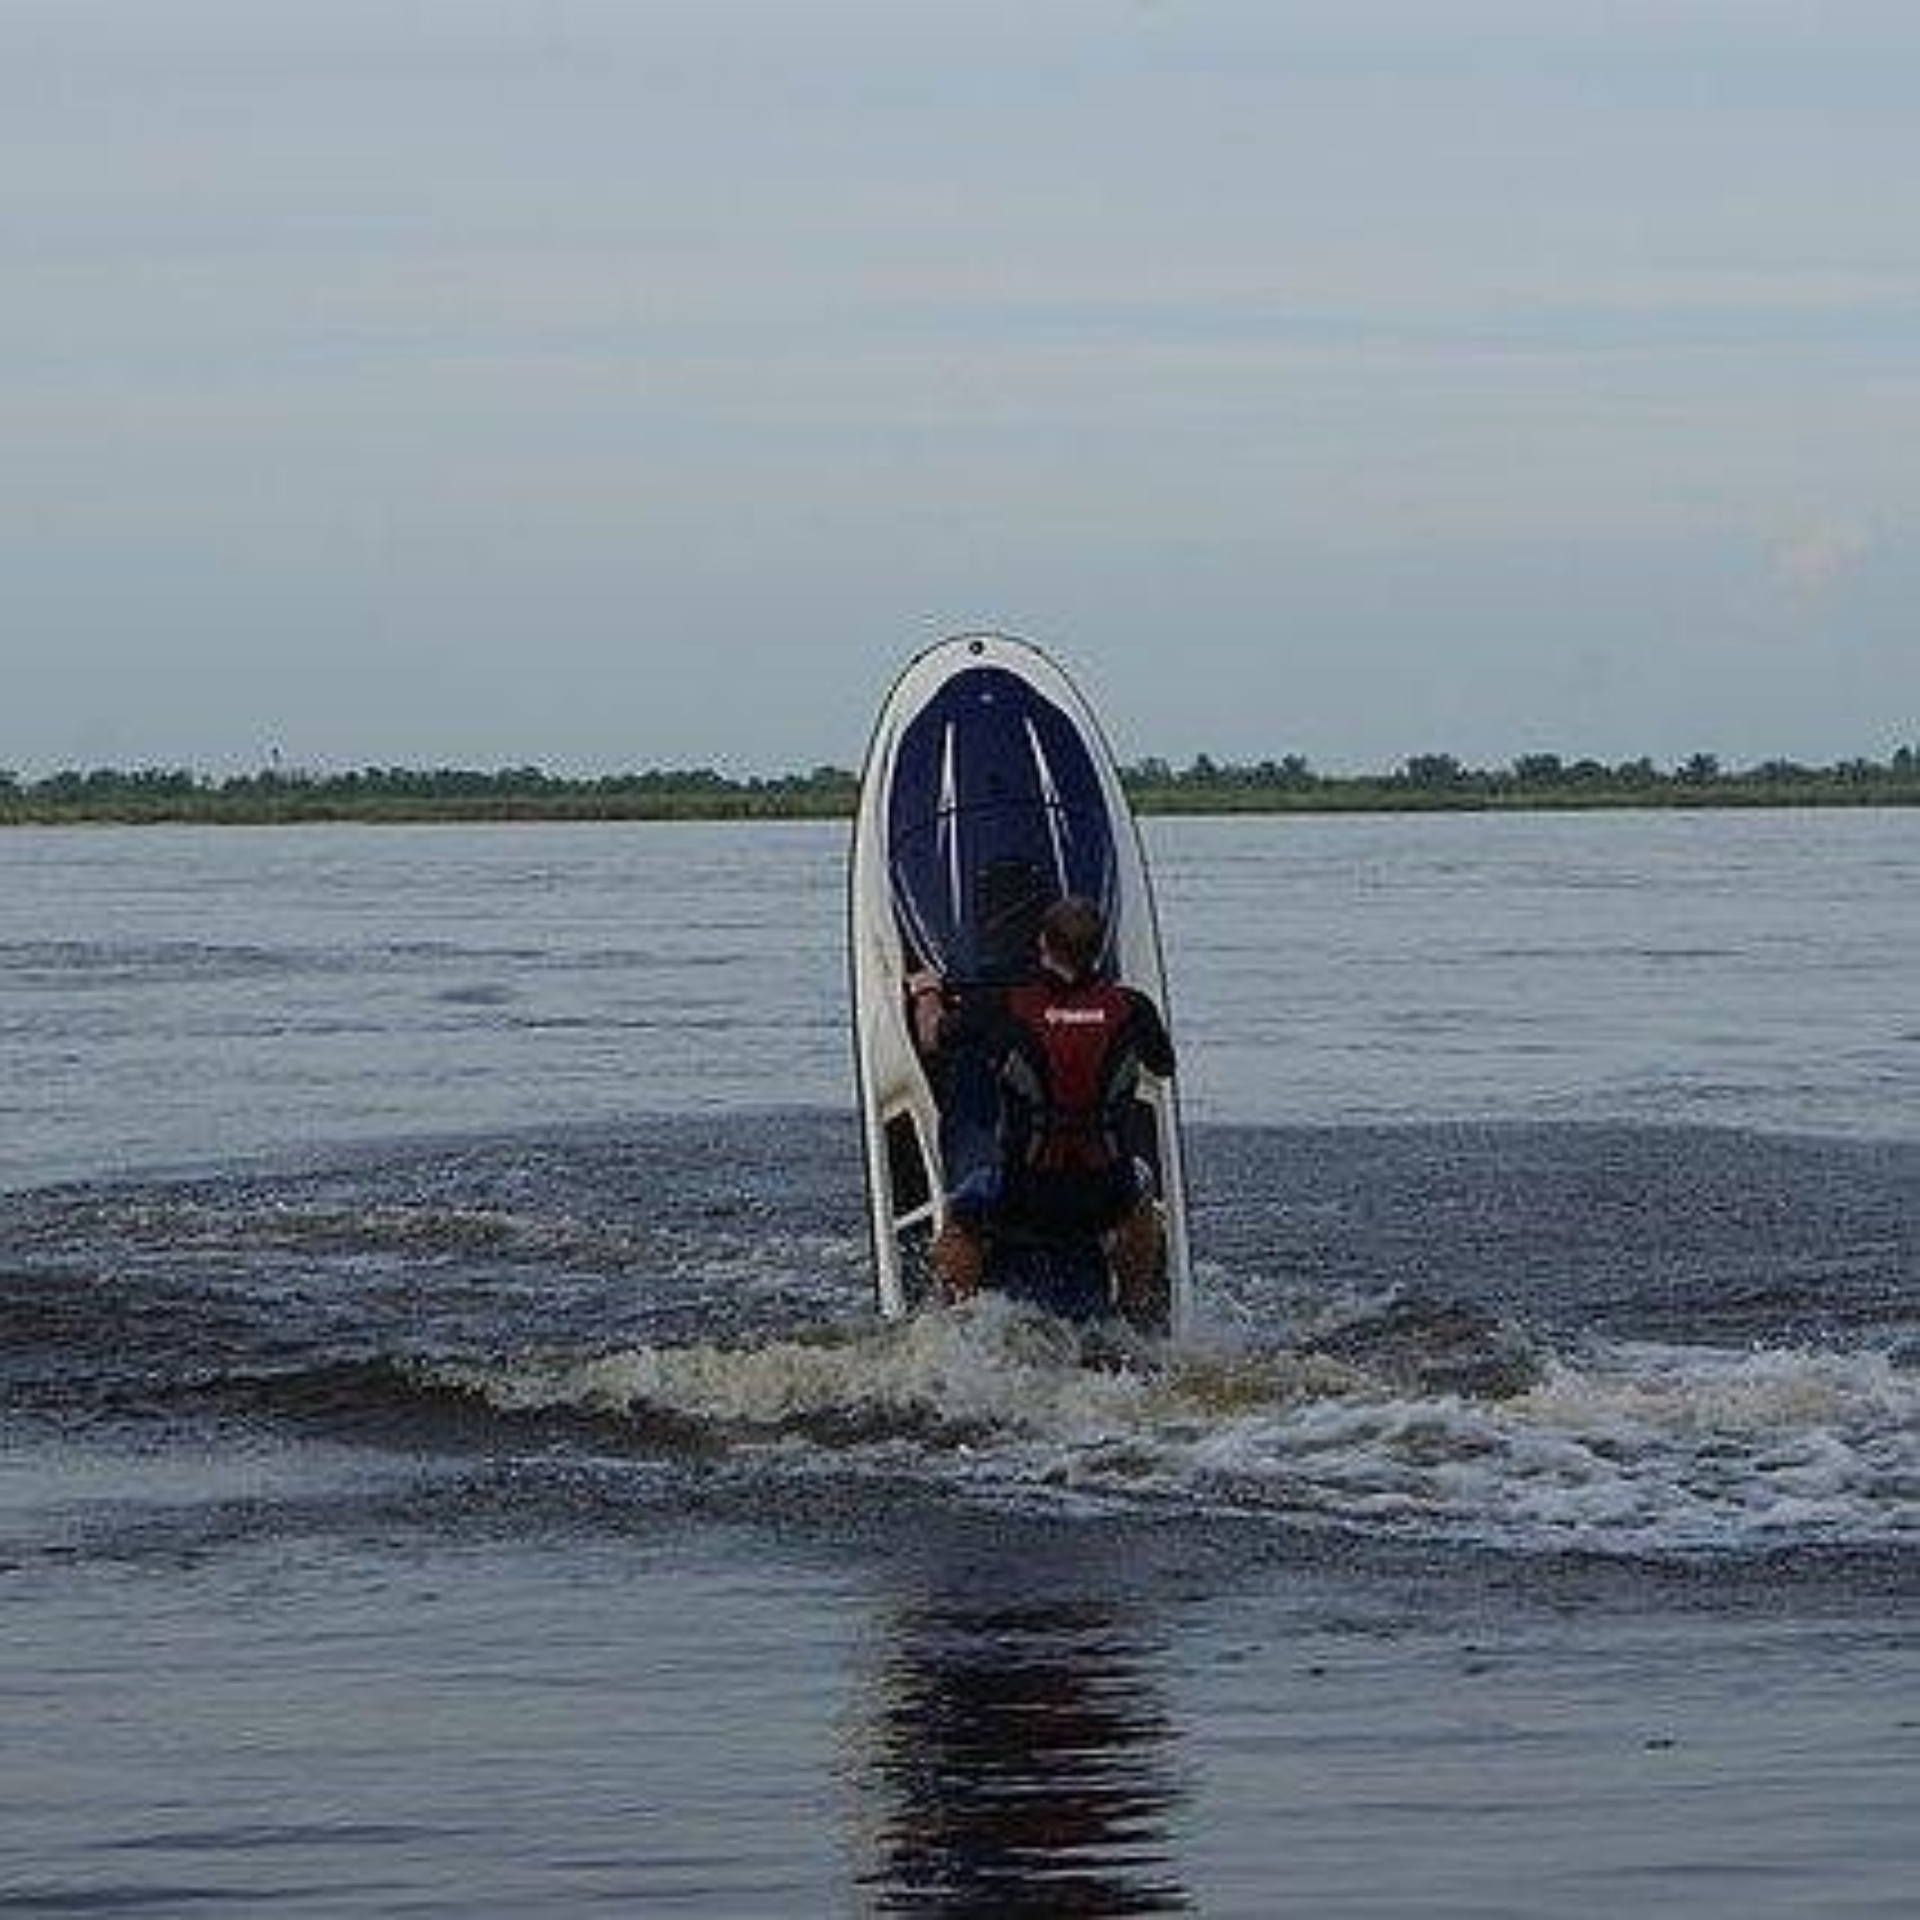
[4,0,1915,774]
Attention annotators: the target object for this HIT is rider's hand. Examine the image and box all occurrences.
[907,969,947,1050]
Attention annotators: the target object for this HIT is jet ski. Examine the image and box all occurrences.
[850,633,1192,1332]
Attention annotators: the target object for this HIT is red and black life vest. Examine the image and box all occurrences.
[1001,979,1138,1173]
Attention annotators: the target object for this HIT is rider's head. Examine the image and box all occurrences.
[1038,896,1106,984]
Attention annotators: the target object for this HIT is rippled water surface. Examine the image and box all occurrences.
[3,814,1915,1915]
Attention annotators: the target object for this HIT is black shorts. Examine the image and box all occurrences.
[952,1157,1154,1241]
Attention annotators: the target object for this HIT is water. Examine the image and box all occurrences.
[3,812,1915,1914]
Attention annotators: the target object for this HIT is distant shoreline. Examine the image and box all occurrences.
[4,784,1916,827]
[7,749,1916,825]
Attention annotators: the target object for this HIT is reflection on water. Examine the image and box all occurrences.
[850,1595,1189,1915]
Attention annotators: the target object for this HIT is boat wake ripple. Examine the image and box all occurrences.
[429,1298,1918,1557]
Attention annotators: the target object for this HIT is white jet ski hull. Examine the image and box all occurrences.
[849,633,1193,1330]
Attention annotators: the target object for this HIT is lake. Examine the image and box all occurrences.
[2,810,1914,1914]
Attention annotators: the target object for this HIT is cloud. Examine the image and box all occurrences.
[1773,519,1873,593]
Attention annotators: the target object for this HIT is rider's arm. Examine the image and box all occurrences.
[1125,990,1177,1078]
[907,977,1014,1059]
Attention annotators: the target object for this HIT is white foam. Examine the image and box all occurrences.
[433,1310,1919,1556]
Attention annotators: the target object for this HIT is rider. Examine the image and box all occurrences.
[907,895,1175,1321]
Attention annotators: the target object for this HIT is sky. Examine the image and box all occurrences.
[2,0,1915,776]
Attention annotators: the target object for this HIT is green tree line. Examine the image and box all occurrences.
[1,747,1915,822]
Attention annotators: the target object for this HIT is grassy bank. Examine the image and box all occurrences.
[0,790,854,827]
[4,773,1916,826]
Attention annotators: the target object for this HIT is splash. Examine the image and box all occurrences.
[429,1301,1918,1556]
[434,1301,1355,1454]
